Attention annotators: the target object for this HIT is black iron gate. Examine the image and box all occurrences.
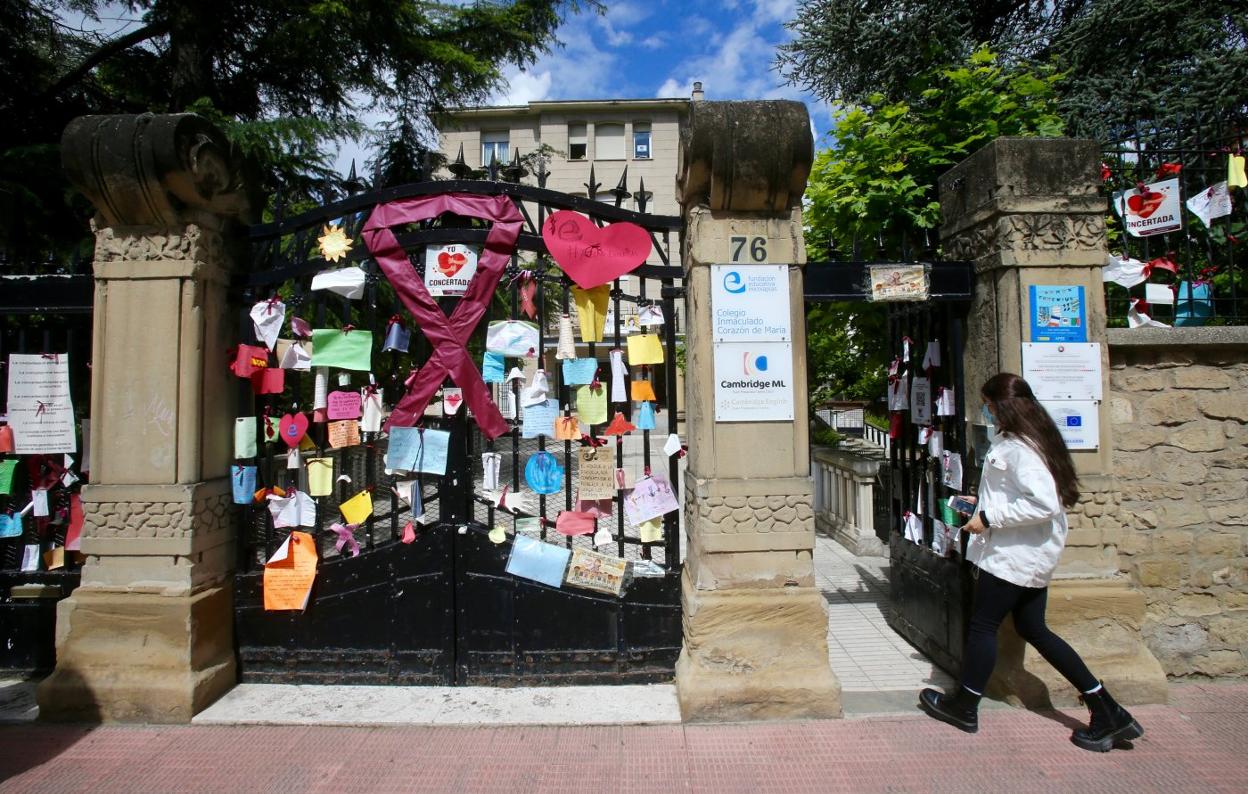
[805,258,975,674]
[0,273,93,672]
[883,299,975,675]
[231,174,684,685]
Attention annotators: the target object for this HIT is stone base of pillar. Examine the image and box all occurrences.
[818,516,888,558]
[987,578,1167,708]
[36,586,236,723]
[675,572,842,721]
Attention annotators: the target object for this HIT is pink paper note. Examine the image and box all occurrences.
[327,390,362,420]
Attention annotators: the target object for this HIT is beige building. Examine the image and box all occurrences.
[434,88,698,345]
[434,87,700,234]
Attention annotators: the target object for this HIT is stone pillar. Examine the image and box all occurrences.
[673,101,841,720]
[37,114,256,722]
[940,137,1167,706]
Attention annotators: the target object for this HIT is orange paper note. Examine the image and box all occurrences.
[630,379,656,402]
[328,420,360,449]
[263,531,318,611]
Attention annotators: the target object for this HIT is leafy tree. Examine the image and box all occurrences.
[0,0,596,268]
[775,0,1248,133]
[803,49,1064,404]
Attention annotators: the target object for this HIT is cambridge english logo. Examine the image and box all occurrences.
[722,270,746,294]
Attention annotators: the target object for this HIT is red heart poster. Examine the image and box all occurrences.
[279,412,309,448]
[423,244,478,296]
[541,210,652,290]
[1114,178,1182,238]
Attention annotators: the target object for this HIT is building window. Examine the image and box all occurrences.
[633,122,652,159]
[568,124,587,160]
[481,131,509,166]
[595,123,625,160]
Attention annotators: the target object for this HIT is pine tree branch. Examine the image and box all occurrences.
[42,21,168,100]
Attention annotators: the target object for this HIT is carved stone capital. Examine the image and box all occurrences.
[944,213,1107,265]
[677,101,813,213]
[62,113,259,228]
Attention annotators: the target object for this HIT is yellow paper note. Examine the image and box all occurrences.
[340,490,373,525]
[1230,154,1248,189]
[576,384,608,425]
[307,457,334,497]
[263,531,318,611]
[639,518,663,544]
[572,285,611,343]
[627,333,664,365]
[488,526,507,544]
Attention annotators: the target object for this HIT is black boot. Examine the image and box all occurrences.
[1071,683,1144,752]
[919,686,980,733]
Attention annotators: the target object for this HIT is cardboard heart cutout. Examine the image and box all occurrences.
[280,412,309,448]
[437,250,468,278]
[542,210,652,289]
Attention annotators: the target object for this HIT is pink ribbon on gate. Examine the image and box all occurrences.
[362,194,523,439]
[330,522,360,558]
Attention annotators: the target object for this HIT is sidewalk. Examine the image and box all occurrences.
[1,682,1244,793]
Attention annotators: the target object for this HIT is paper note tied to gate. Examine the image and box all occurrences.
[306,457,334,497]
[386,427,450,475]
[310,328,373,371]
[626,334,664,365]
[576,448,616,500]
[263,531,318,611]
[340,490,374,525]
[328,420,360,449]
[623,474,680,526]
[575,385,607,426]
[0,459,17,496]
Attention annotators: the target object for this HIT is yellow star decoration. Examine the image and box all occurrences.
[317,224,353,262]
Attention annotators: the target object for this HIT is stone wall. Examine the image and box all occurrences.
[1107,328,1248,678]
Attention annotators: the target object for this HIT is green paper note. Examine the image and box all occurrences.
[0,460,17,496]
[310,329,373,371]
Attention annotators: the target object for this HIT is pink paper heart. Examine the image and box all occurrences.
[541,210,652,290]
[280,412,309,448]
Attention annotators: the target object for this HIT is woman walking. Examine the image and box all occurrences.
[919,373,1143,752]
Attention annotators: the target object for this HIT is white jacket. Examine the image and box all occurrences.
[966,434,1068,588]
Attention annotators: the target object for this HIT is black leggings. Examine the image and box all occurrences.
[960,568,1099,694]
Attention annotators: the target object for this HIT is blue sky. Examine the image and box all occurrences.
[488,1,831,126]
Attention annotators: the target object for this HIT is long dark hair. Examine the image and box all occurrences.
[982,373,1080,508]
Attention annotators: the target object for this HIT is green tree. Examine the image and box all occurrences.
[0,0,596,267]
[803,49,1064,404]
[775,0,1248,133]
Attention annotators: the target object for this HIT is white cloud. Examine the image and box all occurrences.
[639,34,666,50]
[656,78,685,98]
[498,68,553,105]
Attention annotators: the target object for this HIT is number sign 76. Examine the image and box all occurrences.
[729,236,768,263]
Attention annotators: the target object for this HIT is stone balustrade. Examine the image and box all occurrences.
[811,443,888,557]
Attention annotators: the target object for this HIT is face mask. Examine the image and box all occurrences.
[981,404,997,442]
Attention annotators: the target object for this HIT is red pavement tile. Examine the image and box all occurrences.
[1,684,1246,793]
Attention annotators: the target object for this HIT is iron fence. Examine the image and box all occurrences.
[0,272,92,671]
[1100,113,1248,326]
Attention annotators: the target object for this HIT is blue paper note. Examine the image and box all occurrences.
[637,400,656,430]
[505,534,571,588]
[521,398,560,439]
[387,427,451,475]
[231,465,257,505]
[0,513,22,539]
[561,357,598,386]
[482,351,505,383]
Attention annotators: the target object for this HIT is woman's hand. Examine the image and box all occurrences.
[963,512,987,535]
